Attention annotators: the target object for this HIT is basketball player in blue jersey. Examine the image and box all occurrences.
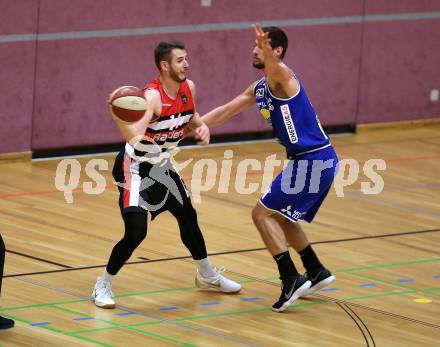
[202,25,338,312]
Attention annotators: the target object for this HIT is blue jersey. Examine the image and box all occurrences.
[253,74,330,157]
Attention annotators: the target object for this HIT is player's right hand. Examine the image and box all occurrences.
[194,122,210,146]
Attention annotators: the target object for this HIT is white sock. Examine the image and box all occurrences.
[101,269,115,284]
[195,258,216,277]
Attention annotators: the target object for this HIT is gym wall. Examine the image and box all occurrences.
[0,0,439,154]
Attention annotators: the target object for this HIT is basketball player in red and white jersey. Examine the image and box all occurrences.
[92,41,241,308]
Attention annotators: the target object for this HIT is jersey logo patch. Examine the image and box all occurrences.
[280,104,298,144]
[181,94,187,104]
[256,88,264,97]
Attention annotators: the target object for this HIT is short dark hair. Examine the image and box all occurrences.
[262,26,288,59]
[154,41,186,70]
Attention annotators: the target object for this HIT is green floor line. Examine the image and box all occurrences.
[174,288,437,323]
[426,286,440,290]
[68,334,115,347]
[67,326,118,335]
[334,258,440,273]
[2,257,438,314]
[0,311,115,346]
[50,288,437,337]
[176,307,273,322]
[0,287,198,313]
[0,313,32,324]
[129,327,197,347]
[52,305,89,317]
[346,271,418,290]
[422,289,440,297]
[417,286,440,294]
[265,257,440,280]
[0,298,86,312]
[342,290,415,301]
[51,305,121,327]
[115,286,195,298]
[236,279,259,284]
[67,321,163,336]
[127,320,165,327]
[39,325,68,334]
[0,258,434,347]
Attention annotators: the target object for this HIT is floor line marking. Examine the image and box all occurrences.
[3,258,439,312]
[5,288,435,337]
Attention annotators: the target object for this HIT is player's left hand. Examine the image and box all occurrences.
[253,23,271,51]
[194,122,210,145]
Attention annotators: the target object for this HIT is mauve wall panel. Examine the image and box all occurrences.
[283,24,361,126]
[31,0,364,149]
[31,18,361,149]
[185,30,270,136]
[32,37,156,148]
[31,30,263,148]
[365,0,440,14]
[0,0,39,34]
[205,22,362,134]
[0,43,36,153]
[1,1,439,153]
[37,0,361,32]
[358,19,440,123]
[0,0,39,154]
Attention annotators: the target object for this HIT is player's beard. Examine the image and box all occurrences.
[253,60,265,69]
[170,67,186,83]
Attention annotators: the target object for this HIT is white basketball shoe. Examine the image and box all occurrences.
[92,277,116,309]
[195,267,241,293]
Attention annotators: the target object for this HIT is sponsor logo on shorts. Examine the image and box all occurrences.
[281,205,306,219]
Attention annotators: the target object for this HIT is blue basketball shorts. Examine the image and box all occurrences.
[260,146,339,223]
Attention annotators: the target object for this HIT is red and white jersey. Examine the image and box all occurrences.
[125,77,194,162]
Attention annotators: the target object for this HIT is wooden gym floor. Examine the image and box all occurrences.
[0,124,439,346]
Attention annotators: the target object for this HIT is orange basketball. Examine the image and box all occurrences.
[108,86,147,123]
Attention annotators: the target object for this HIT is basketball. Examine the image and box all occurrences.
[108,86,147,123]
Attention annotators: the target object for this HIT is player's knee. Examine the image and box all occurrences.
[174,202,198,226]
[123,212,148,247]
[251,205,265,225]
[129,228,147,246]
[185,203,198,220]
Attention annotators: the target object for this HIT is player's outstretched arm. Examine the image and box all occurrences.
[253,24,298,96]
[115,89,161,145]
[202,84,256,128]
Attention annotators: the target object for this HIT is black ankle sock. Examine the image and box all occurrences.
[273,251,299,281]
[299,245,323,276]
